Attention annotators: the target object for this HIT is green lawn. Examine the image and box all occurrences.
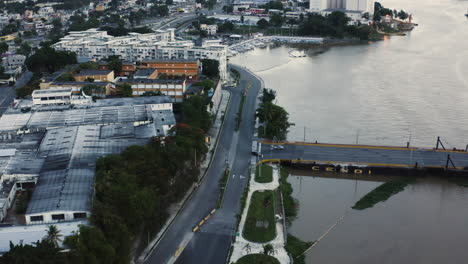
[255,164,273,183]
[243,190,276,243]
[235,254,280,264]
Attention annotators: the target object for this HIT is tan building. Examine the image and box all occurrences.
[139,59,200,80]
[73,70,114,82]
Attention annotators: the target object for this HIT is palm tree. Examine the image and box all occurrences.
[44,225,63,248]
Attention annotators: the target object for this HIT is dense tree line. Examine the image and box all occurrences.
[26,44,77,74]
[256,88,291,141]
[298,11,373,40]
[201,59,219,79]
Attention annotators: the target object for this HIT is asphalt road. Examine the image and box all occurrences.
[260,143,468,168]
[144,65,261,264]
[0,71,32,115]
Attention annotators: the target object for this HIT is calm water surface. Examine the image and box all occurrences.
[287,173,468,264]
[232,0,468,262]
[230,0,468,148]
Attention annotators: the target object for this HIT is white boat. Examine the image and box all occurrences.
[289,49,306,58]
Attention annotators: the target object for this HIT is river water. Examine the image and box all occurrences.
[230,0,468,262]
[286,172,468,264]
[230,0,468,148]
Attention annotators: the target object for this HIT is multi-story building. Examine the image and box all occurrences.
[310,0,374,13]
[53,28,227,81]
[116,78,186,102]
[1,54,25,75]
[139,59,200,80]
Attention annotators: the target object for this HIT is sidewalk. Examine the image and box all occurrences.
[136,89,231,263]
[229,165,290,264]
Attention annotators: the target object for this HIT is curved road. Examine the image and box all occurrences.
[144,65,262,264]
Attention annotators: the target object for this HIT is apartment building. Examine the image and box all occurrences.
[53,28,227,81]
[139,59,200,80]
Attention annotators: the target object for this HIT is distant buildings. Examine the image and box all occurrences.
[53,29,228,81]
[117,78,186,101]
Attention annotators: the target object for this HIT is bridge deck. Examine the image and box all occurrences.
[260,142,468,169]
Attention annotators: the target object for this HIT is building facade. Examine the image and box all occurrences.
[117,78,186,102]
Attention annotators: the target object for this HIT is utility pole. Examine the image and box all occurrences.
[303,126,306,142]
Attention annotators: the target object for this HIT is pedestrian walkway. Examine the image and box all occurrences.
[229,165,290,264]
[136,89,231,263]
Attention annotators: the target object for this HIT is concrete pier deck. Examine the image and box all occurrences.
[260,142,468,170]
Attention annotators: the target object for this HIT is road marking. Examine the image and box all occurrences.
[239,175,245,179]
[232,174,235,179]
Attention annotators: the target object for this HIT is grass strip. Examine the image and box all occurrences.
[235,254,280,264]
[352,178,416,210]
[255,164,273,183]
[285,234,314,264]
[216,167,230,208]
[235,94,246,131]
[243,190,276,243]
[279,167,297,219]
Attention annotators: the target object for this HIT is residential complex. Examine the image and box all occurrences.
[52,28,228,81]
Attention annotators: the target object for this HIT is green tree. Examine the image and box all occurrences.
[263,243,274,255]
[397,10,408,20]
[201,59,219,78]
[17,42,32,56]
[256,102,291,140]
[14,38,22,46]
[270,14,284,27]
[165,0,173,5]
[257,18,270,29]
[0,240,65,263]
[26,45,77,74]
[118,83,133,97]
[222,5,233,13]
[261,88,276,103]
[105,56,122,75]
[0,42,8,54]
[64,225,116,264]
[182,95,212,132]
[261,1,283,10]
[327,11,349,27]
[79,61,100,70]
[56,72,76,81]
[82,84,105,96]
[44,225,63,248]
[194,79,214,92]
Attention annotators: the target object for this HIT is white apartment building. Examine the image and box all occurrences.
[53,28,228,81]
[310,0,374,13]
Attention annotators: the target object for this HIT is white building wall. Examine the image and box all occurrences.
[26,210,89,225]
